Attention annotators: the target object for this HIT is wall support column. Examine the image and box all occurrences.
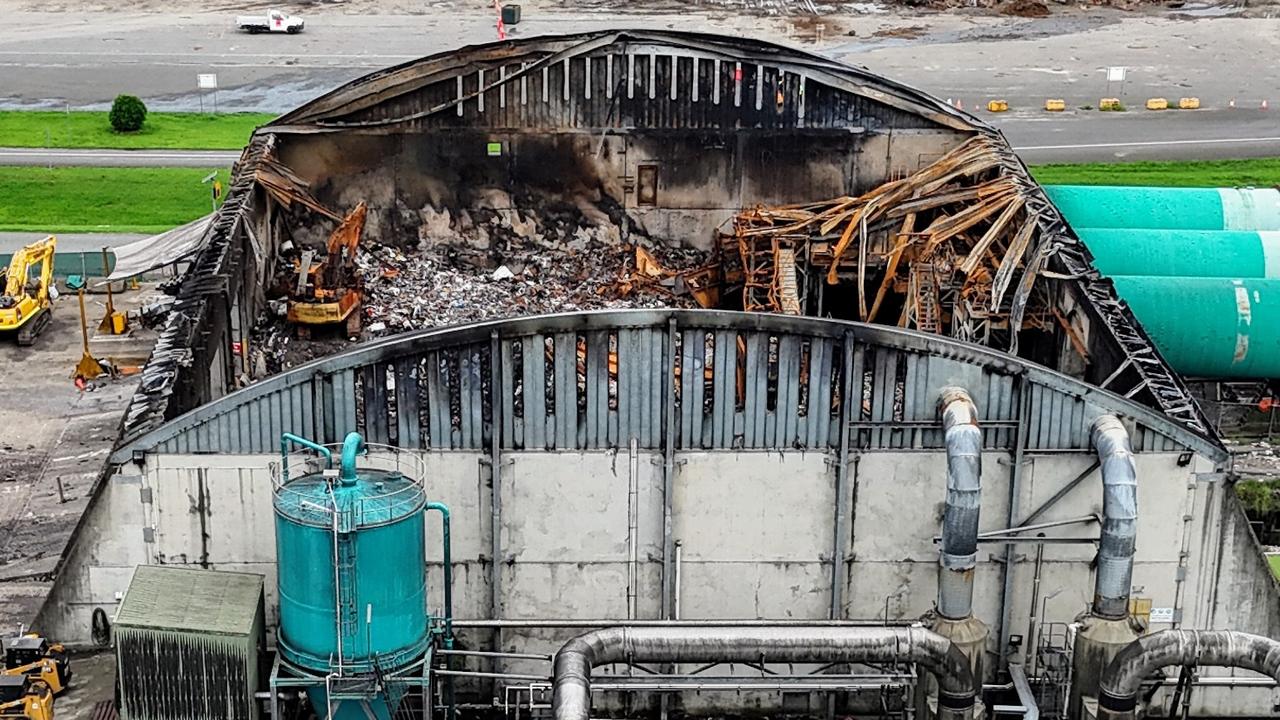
[830,334,860,620]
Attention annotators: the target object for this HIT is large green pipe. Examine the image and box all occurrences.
[1111,276,1280,378]
[1045,185,1280,231]
[1078,229,1280,278]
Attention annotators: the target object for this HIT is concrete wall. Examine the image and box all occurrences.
[39,446,1280,716]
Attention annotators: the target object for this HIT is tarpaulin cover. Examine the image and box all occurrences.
[107,214,214,280]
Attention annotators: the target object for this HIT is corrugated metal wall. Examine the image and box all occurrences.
[116,311,1219,461]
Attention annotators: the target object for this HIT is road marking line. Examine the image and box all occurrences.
[1014,136,1280,151]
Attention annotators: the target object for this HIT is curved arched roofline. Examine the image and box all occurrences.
[265,28,977,132]
[112,310,1226,464]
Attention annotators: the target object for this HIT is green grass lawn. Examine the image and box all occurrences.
[1030,157,1280,188]
[0,167,227,233]
[1269,554,1280,580]
[0,111,274,150]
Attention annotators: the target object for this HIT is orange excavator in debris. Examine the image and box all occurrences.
[287,202,367,336]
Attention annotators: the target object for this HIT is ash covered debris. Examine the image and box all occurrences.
[250,190,716,375]
[360,192,713,334]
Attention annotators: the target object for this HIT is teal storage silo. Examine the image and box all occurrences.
[1078,229,1280,278]
[1111,276,1280,379]
[273,433,429,676]
[1046,185,1280,231]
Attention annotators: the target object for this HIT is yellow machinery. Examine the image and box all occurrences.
[3,636,70,697]
[0,676,52,720]
[0,236,56,346]
[286,203,366,336]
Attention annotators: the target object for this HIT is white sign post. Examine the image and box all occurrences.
[197,73,219,113]
[1106,66,1127,98]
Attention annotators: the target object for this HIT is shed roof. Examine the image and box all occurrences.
[115,566,263,636]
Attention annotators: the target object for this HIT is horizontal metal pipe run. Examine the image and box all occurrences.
[434,669,549,681]
[552,626,976,720]
[977,514,1099,538]
[451,619,912,628]
[976,536,1099,545]
[591,681,909,692]
[438,649,552,661]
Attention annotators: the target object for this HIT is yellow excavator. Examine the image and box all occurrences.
[0,236,56,346]
[2,636,69,697]
[0,676,52,720]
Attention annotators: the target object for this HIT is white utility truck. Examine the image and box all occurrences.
[236,10,305,33]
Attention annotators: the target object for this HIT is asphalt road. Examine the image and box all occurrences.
[2,110,1277,166]
[2,5,1279,163]
[0,147,239,167]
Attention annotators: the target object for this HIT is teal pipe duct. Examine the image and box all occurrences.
[426,502,453,643]
[1046,185,1280,231]
[1112,276,1280,378]
[280,433,333,484]
[1078,229,1280,278]
[339,431,365,486]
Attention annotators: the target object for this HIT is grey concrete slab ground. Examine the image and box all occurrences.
[0,286,155,636]
[0,147,240,167]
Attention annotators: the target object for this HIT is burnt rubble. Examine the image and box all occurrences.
[250,193,713,375]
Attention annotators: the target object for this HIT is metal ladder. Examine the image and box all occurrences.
[911,263,941,333]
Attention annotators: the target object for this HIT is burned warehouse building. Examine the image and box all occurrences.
[21,29,1280,720]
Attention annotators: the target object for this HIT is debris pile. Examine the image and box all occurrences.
[251,193,717,374]
[358,201,715,334]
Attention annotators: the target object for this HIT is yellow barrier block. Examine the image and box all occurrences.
[1044,99,1066,112]
[986,99,1009,112]
[1099,97,1122,111]
[1179,97,1201,110]
[1145,98,1169,110]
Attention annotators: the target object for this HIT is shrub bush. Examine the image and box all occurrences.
[109,95,147,133]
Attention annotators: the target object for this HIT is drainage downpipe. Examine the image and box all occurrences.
[933,388,988,700]
[938,387,982,621]
[1097,630,1280,720]
[552,626,976,720]
[1069,415,1141,720]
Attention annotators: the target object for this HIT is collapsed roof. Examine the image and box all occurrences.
[117,30,1216,446]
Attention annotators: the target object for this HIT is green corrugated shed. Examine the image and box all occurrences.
[115,566,264,720]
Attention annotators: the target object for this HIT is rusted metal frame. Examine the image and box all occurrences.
[958,197,1024,277]
[830,335,860,619]
[110,310,1227,464]
[989,217,1037,312]
[990,136,1214,437]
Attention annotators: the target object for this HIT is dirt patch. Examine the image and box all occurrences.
[998,0,1050,16]
[871,23,928,36]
